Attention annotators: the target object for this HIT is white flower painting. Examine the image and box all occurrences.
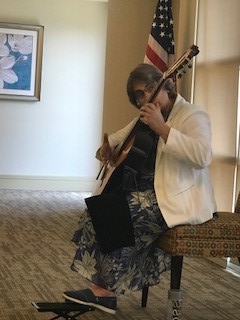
[0,32,33,90]
[0,23,44,101]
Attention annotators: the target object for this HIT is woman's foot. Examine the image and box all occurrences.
[63,288,117,314]
[91,284,116,297]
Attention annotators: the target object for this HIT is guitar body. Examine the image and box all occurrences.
[93,164,122,196]
[93,123,155,195]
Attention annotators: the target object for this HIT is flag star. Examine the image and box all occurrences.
[160,31,165,37]
[152,22,157,28]
[160,23,164,28]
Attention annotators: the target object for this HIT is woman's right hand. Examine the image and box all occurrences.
[96,133,112,162]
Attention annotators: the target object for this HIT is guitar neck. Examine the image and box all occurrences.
[117,118,142,155]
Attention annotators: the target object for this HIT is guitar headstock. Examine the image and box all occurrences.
[164,44,200,79]
[147,45,199,104]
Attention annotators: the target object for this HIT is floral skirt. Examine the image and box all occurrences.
[71,175,171,294]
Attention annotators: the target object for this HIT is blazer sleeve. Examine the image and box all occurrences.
[163,107,212,169]
[108,118,138,148]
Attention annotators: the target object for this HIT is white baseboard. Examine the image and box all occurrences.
[206,257,228,268]
[207,257,240,276]
[0,175,97,192]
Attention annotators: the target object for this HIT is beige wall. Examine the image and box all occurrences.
[173,0,198,101]
[102,0,157,135]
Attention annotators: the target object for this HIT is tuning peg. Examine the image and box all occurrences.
[188,63,192,69]
[177,73,182,79]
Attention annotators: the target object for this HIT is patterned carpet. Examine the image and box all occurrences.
[0,189,240,320]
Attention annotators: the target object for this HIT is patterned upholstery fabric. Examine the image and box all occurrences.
[157,212,240,257]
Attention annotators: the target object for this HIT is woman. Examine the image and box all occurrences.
[63,64,217,314]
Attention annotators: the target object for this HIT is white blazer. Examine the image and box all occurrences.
[108,94,217,228]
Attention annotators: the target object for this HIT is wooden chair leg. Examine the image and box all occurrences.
[170,255,183,290]
[141,285,149,307]
[141,255,183,307]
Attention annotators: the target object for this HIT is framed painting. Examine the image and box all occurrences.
[0,22,44,101]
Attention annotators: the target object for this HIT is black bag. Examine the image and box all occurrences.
[85,191,135,254]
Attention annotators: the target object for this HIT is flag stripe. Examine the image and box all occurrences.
[145,34,169,71]
[145,44,168,72]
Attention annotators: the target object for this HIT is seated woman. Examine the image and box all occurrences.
[63,63,217,315]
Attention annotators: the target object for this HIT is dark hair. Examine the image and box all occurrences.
[127,63,177,107]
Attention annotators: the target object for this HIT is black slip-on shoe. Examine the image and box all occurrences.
[62,289,117,315]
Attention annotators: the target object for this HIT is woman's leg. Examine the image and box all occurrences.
[70,189,170,295]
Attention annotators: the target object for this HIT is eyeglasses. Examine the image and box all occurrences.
[134,82,156,103]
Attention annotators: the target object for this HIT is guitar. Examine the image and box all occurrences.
[93,44,200,195]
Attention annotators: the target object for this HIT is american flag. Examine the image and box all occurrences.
[144,0,175,72]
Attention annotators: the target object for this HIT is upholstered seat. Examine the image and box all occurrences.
[141,198,240,307]
[159,212,240,257]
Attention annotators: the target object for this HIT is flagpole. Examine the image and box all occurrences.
[190,0,199,104]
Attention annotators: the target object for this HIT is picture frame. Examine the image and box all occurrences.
[0,22,44,101]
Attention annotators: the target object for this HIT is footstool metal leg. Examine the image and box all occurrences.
[32,301,94,319]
